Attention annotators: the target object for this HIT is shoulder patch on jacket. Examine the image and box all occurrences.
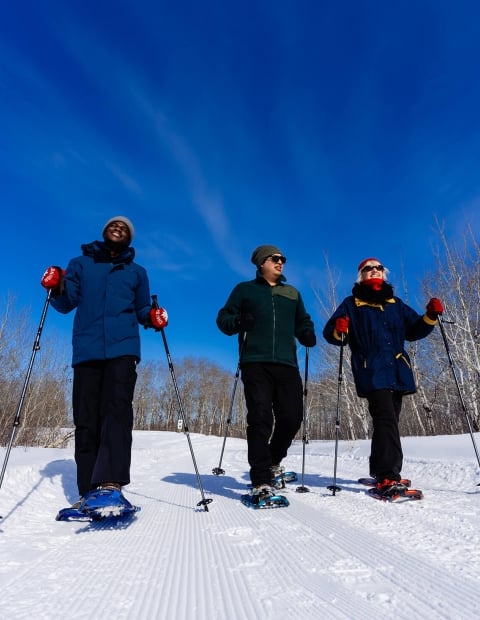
[274,284,299,301]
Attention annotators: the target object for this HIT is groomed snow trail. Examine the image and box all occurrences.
[0,432,479,619]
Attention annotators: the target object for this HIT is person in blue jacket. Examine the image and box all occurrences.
[323,257,443,497]
[41,216,168,516]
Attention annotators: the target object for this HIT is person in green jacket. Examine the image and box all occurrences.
[217,244,316,504]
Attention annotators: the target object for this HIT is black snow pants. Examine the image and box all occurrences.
[241,362,303,487]
[72,356,137,496]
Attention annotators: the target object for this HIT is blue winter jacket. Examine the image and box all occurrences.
[50,241,151,366]
[323,284,436,397]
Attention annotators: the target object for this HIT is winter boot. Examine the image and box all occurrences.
[251,484,275,506]
[271,464,285,479]
[81,484,134,517]
[271,464,285,488]
[372,476,412,487]
[374,478,408,499]
[56,497,89,521]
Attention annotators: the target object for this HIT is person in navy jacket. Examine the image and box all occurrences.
[41,216,167,514]
[323,257,443,496]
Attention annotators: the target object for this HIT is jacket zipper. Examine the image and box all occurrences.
[272,292,276,357]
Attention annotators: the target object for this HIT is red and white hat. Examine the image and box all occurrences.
[357,257,381,272]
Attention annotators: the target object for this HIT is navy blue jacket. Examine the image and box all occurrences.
[323,283,436,397]
[50,241,151,366]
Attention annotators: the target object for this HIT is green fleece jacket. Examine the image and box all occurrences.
[216,274,315,368]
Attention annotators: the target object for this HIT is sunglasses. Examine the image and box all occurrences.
[361,264,385,273]
[267,255,287,264]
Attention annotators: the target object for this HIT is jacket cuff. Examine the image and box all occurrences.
[333,329,347,341]
[423,313,438,326]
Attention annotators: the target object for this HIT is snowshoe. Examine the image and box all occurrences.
[241,484,289,509]
[358,476,411,488]
[56,500,92,522]
[81,487,140,520]
[271,466,297,489]
[247,470,297,491]
[240,493,289,509]
[367,479,423,503]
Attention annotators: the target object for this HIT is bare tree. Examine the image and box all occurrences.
[418,219,480,433]
[5,218,480,447]
[0,295,71,448]
[309,223,480,441]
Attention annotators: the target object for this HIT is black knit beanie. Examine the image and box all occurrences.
[251,245,283,266]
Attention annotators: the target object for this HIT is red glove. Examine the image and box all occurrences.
[335,316,350,334]
[426,297,443,319]
[149,307,168,330]
[41,266,65,291]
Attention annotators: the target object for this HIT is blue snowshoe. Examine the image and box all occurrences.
[241,484,289,509]
[56,499,92,522]
[81,486,139,520]
[271,466,297,489]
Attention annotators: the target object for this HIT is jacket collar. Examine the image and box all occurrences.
[352,281,395,309]
[81,240,135,264]
[255,272,287,286]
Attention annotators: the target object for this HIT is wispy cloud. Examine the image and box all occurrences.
[103,161,142,195]
[44,17,250,276]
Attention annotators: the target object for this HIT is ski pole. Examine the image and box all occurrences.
[438,317,480,474]
[212,331,247,476]
[296,347,310,493]
[327,334,345,495]
[151,295,212,511]
[0,290,52,493]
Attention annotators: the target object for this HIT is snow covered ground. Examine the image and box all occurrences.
[1,430,479,619]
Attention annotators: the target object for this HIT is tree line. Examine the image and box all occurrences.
[1,222,479,448]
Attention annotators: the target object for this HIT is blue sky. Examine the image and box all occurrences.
[2,1,480,371]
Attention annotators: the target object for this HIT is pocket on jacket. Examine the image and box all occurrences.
[395,351,415,390]
[396,352,411,369]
